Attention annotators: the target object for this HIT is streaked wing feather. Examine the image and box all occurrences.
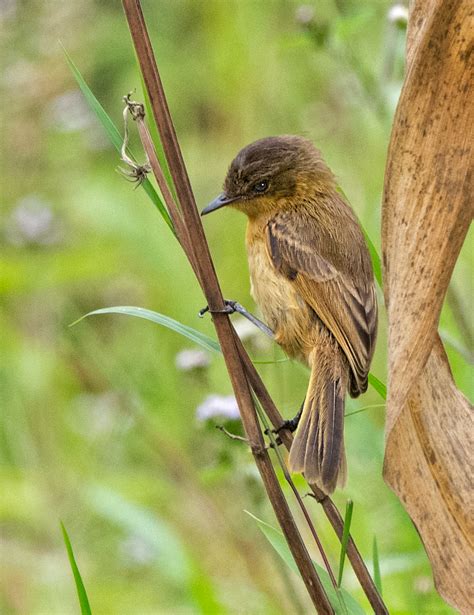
[266,212,377,394]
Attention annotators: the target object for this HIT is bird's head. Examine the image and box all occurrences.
[201,135,336,218]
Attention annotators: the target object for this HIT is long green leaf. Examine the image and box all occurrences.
[139,72,176,199]
[62,45,175,234]
[246,511,365,615]
[362,228,383,289]
[60,522,92,615]
[71,306,221,354]
[368,373,387,400]
[373,536,383,596]
[439,328,474,364]
[72,305,388,397]
[337,186,383,289]
[345,403,385,418]
[337,500,354,587]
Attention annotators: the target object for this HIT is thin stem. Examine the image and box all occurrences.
[121,4,387,612]
[216,425,248,443]
[255,397,339,591]
[122,2,334,611]
[236,339,388,614]
[122,95,201,281]
[345,404,386,418]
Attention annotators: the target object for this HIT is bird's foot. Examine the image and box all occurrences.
[265,406,303,440]
[199,299,274,339]
[199,299,239,317]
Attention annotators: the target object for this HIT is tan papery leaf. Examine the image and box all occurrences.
[382,0,473,612]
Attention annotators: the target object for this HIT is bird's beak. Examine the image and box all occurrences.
[201,193,239,216]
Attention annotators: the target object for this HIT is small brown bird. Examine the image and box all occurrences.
[202,136,377,493]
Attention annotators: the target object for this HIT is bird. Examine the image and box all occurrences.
[201,135,377,494]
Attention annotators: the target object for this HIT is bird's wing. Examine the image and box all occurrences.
[266,210,377,394]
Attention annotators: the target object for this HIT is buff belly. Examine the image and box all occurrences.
[247,241,313,362]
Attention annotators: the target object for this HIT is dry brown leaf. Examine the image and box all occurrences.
[382,0,473,611]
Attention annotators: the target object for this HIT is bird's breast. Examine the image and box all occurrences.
[246,234,311,361]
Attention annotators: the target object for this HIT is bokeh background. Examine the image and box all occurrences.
[1,1,472,613]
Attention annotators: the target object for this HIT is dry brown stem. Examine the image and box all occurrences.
[122,0,333,611]
[122,1,388,612]
[382,1,473,611]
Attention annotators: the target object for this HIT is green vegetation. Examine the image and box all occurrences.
[1,1,470,613]
[60,522,92,615]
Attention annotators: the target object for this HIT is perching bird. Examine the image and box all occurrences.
[201,136,377,493]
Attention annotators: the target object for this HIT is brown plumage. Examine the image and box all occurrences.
[202,136,377,493]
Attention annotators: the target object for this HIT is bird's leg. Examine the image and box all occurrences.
[267,399,304,439]
[199,300,274,339]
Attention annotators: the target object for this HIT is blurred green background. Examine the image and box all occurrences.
[1,1,472,613]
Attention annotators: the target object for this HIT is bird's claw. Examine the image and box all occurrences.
[265,409,303,440]
[273,417,300,434]
[199,300,274,339]
[199,300,238,318]
[263,427,283,446]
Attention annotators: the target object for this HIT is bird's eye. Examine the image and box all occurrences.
[253,179,269,193]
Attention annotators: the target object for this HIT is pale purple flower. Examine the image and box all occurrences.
[175,348,210,371]
[196,394,240,422]
[295,5,315,26]
[233,316,272,351]
[5,196,62,246]
[120,535,155,567]
[413,575,432,594]
[49,90,95,133]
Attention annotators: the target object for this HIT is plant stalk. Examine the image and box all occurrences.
[122,0,334,611]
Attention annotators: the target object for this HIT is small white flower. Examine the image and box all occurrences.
[233,316,258,341]
[175,348,210,371]
[69,391,134,437]
[196,394,240,422]
[233,316,271,351]
[413,575,432,594]
[5,196,62,246]
[295,5,315,25]
[120,535,155,566]
[49,90,95,133]
[387,4,408,26]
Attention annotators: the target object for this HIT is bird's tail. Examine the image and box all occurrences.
[288,347,348,494]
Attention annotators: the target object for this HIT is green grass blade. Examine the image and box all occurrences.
[62,45,175,235]
[368,373,387,400]
[246,511,365,615]
[345,403,385,418]
[71,306,221,354]
[336,186,382,289]
[139,73,176,199]
[60,522,92,615]
[362,228,383,289]
[372,535,382,596]
[62,45,122,150]
[141,180,176,235]
[72,304,387,400]
[439,328,474,364]
[252,357,290,365]
[337,500,354,587]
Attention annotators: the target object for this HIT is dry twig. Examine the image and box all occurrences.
[121,2,388,612]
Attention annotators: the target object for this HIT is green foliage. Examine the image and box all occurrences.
[73,306,220,353]
[373,535,383,596]
[247,511,365,615]
[60,522,93,615]
[63,46,175,234]
[338,499,354,587]
[362,229,383,289]
[368,373,387,400]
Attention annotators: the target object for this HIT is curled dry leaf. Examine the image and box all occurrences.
[382,0,473,612]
